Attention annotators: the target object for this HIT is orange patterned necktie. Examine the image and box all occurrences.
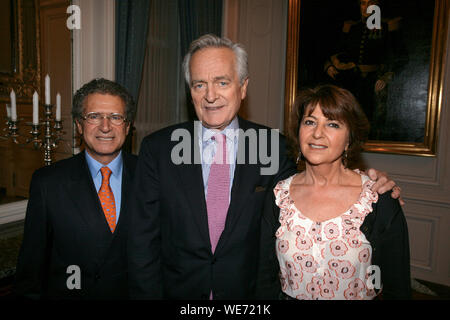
[98,167,116,232]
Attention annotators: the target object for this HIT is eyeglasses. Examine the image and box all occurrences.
[81,112,127,126]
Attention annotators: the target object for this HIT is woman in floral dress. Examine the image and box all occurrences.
[257,84,411,300]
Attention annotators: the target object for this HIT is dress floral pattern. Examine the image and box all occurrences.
[274,172,379,300]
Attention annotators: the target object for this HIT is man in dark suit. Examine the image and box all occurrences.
[128,34,400,300]
[14,78,137,299]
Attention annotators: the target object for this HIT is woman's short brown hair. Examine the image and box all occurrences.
[288,84,370,167]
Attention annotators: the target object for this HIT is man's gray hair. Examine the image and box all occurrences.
[182,34,249,86]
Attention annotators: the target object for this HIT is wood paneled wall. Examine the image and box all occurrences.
[0,0,71,200]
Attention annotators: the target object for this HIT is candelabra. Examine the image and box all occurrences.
[2,103,64,166]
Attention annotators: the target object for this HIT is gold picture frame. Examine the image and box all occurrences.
[284,0,449,156]
[0,0,41,103]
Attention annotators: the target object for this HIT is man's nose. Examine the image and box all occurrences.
[99,116,112,131]
[205,85,218,103]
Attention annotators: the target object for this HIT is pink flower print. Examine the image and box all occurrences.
[324,222,339,240]
[287,269,303,290]
[344,286,362,300]
[347,237,362,248]
[291,225,306,239]
[278,196,288,208]
[309,222,323,243]
[309,276,323,299]
[292,252,304,266]
[277,239,289,254]
[343,224,359,239]
[285,260,297,274]
[349,278,366,291]
[286,219,294,231]
[345,208,361,220]
[306,276,322,299]
[275,226,284,238]
[279,267,288,291]
[322,269,339,291]
[366,287,377,298]
[285,208,295,219]
[330,240,348,257]
[328,259,356,279]
[358,248,371,263]
[320,284,336,299]
[295,293,311,300]
[295,236,313,251]
[279,212,287,226]
[344,279,365,300]
[299,254,318,273]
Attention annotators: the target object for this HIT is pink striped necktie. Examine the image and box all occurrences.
[206,134,230,253]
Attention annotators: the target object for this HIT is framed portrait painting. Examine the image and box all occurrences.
[284,0,449,156]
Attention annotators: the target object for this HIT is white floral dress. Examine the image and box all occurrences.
[274,172,379,300]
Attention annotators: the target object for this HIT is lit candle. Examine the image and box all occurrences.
[6,104,11,120]
[10,90,17,122]
[56,93,61,121]
[45,74,50,105]
[33,91,39,125]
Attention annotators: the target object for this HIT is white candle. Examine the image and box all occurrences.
[56,93,61,121]
[6,104,11,120]
[45,74,50,105]
[10,90,17,122]
[33,91,39,125]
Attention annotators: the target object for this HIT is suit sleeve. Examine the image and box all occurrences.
[127,137,163,299]
[376,194,412,300]
[255,189,282,299]
[13,171,51,299]
[272,134,297,187]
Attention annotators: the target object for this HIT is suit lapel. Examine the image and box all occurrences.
[115,153,132,233]
[174,122,211,246]
[66,152,113,238]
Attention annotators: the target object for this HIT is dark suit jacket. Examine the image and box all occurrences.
[128,117,297,300]
[13,151,137,299]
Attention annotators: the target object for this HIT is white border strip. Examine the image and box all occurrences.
[0,200,27,225]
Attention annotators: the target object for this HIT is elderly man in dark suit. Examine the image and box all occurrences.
[128,34,400,300]
[14,78,137,299]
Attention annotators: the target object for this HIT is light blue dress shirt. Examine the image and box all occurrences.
[198,117,239,200]
[85,151,123,223]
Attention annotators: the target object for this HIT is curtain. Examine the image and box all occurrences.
[134,0,183,153]
[115,0,151,100]
[115,0,151,153]
[178,0,224,121]
[133,0,223,153]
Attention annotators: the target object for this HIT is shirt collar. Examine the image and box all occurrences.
[85,150,123,178]
[201,116,239,143]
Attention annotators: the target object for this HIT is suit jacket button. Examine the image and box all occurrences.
[212,257,217,264]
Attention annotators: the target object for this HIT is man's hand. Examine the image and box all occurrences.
[366,168,405,206]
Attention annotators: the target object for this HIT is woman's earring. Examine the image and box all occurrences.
[296,151,302,164]
[342,149,348,167]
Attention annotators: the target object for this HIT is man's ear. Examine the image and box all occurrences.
[75,119,83,136]
[240,78,249,100]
